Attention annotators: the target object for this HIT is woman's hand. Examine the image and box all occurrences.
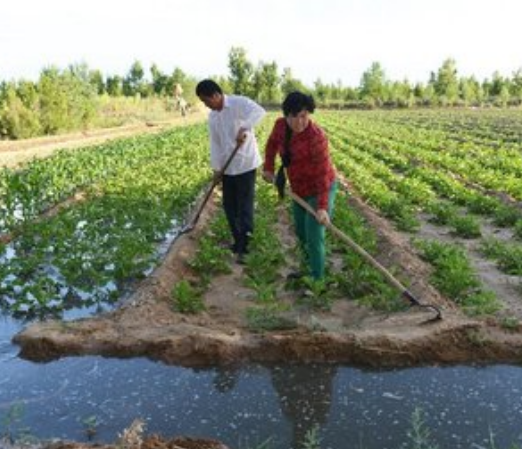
[262,171,275,183]
[316,209,330,225]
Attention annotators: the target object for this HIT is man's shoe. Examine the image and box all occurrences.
[236,253,247,265]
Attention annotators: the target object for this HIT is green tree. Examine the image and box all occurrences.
[150,63,169,95]
[387,79,414,108]
[314,78,329,105]
[431,58,460,105]
[510,68,522,104]
[66,63,98,128]
[459,76,482,106]
[0,82,41,139]
[343,86,359,105]
[123,60,146,97]
[252,61,280,104]
[329,80,345,108]
[16,80,39,109]
[489,71,510,106]
[89,69,105,95]
[106,75,123,96]
[359,61,387,107]
[38,67,70,133]
[228,46,254,95]
[38,65,97,134]
[280,67,307,97]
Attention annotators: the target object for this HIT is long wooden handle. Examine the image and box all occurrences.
[288,190,408,293]
[184,140,243,230]
[288,189,442,320]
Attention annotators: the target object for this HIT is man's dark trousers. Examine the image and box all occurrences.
[222,169,256,255]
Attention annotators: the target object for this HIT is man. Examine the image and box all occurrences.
[196,79,266,263]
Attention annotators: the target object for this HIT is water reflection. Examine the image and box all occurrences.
[0,352,521,448]
[271,364,336,449]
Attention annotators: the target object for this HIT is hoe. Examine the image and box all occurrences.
[286,188,443,323]
[180,140,243,235]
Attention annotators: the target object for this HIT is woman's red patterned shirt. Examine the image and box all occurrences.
[264,117,336,210]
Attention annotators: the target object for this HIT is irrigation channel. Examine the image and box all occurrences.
[1,312,521,449]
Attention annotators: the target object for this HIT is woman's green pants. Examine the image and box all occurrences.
[291,181,338,280]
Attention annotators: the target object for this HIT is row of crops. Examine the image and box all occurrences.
[0,124,211,316]
[1,108,521,319]
[320,108,522,316]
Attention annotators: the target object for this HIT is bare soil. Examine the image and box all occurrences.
[6,124,522,449]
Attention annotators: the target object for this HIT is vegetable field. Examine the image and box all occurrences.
[2,108,522,328]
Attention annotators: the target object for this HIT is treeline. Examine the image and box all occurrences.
[225,47,522,109]
[2,47,522,139]
[0,62,198,139]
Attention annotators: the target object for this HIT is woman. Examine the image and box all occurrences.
[263,91,337,280]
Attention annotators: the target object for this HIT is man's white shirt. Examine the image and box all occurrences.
[208,95,266,175]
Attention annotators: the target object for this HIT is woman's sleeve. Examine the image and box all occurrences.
[263,120,282,174]
[311,129,333,210]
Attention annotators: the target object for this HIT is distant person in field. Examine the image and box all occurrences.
[173,83,187,116]
[263,91,337,280]
[179,97,188,117]
[196,79,266,264]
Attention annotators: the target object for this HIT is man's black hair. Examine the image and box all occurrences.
[195,79,223,97]
[282,91,316,116]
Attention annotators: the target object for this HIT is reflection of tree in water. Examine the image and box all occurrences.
[271,364,336,449]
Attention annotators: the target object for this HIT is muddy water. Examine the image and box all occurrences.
[1,317,522,449]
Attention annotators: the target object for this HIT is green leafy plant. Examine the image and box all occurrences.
[405,407,439,449]
[480,238,522,275]
[171,280,205,314]
[296,277,336,311]
[427,201,458,225]
[189,235,231,282]
[302,424,322,449]
[449,214,481,239]
[245,304,295,333]
[492,205,522,228]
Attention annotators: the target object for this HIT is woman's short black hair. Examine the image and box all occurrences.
[195,79,223,97]
[282,91,316,116]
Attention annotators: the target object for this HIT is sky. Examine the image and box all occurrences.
[1,0,521,87]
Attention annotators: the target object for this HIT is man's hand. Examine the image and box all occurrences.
[236,128,248,145]
[262,171,275,183]
[316,209,330,225]
[213,170,223,183]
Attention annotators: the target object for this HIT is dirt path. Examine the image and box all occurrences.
[0,110,206,168]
